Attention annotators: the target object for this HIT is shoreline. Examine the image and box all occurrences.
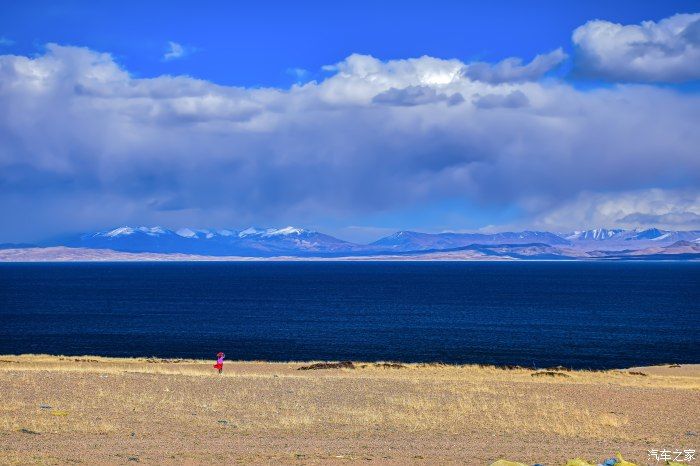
[2,355,698,464]
[1,353,698,372]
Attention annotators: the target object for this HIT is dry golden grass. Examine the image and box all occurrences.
[0,355,698,465]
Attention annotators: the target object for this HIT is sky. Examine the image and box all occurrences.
[1,1,699,243]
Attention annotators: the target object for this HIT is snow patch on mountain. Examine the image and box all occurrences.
[263,226,306,237]
[238,227,264,237]
[565,229,624,241]
[176,228,198,238]
[96,226,169,238]
[627,228,665,240]
[239,226,308,238]
[102,226,135,237]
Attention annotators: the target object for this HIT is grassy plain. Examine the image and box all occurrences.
[0,355,698,464]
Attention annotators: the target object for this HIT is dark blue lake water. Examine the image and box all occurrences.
[1,262,698,369]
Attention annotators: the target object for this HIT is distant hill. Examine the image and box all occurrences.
[0,243,36,250]
[2,225,696,261]
[371,230,570,252]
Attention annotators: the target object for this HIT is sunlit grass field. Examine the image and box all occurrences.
[1,355,698,464]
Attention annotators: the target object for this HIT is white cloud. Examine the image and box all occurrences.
[531,189,700,231]
[463,48,567,83]
[0,43,699,240]
[0,37,14,47]
[572,13,700,82]
[163,41,190,61]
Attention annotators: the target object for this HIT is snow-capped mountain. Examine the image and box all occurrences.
[563,228,700,250]
[92,226,231,240]
[237,226,314,238]
[626,229,700,242]
[371,230,569,252]
[232,226,362,255]
[370,228,700,253]
[66,226,362,256]
[31,225,700,259]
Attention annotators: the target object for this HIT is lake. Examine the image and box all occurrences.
[1,261,698,369]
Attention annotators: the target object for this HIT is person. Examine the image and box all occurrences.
[213,352,225,374]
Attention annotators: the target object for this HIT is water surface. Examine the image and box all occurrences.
[1,261,698,369]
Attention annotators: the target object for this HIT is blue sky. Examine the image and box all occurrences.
[2,1,697,87]
[1,1,699,242]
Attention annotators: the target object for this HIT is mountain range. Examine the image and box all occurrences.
[57,226,363,257]
[1,225,695,261]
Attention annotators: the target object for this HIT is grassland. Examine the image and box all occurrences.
[0,355,698,465]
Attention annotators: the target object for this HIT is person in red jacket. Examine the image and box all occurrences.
[213,352,225,374]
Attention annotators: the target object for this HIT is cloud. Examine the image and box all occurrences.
[0,41,699,240]
[372,86,464,106]
[0,37,14,47]
[462,48,567,83]
[286,67,310,82]
[530,189,700,231]
[163,41,193,61]
[617,211,700,227]
[572,13,700,82]
[472,90,529,109]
